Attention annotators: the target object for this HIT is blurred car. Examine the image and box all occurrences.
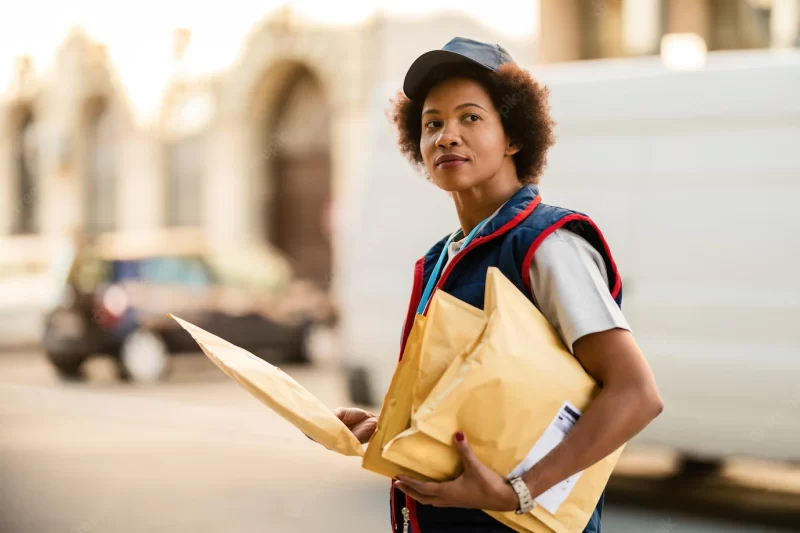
[41,228,335,382]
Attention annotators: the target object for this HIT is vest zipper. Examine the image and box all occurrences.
[401,506,410,533]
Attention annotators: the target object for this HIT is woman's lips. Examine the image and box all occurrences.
[437,159,468,169]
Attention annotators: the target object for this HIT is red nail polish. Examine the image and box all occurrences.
[455,431,464,442]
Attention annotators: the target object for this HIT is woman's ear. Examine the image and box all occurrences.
[505,138,522,157]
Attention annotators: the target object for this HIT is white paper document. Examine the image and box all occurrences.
[507,401,584,515]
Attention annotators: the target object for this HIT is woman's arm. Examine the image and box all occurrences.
[520,327,663,498]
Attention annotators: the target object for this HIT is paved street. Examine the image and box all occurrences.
[1,351,798,533]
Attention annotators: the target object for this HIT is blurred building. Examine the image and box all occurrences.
[539,0,799,62]
[0,7,536,283]
[0,0,798,345]
[1,0,798,262]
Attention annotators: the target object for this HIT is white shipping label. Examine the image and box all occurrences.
[507,401,584,515]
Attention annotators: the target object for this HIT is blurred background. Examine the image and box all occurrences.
[1,1,799,532]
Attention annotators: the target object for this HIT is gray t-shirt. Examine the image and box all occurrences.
[445,222,630,354]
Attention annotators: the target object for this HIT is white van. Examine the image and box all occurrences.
[338,49,800,468]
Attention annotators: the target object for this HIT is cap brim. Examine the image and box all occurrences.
[403,49,493,101]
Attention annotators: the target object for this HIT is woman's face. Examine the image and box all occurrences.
[420,77,517,192]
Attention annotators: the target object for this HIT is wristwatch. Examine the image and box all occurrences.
[508,476,535,515]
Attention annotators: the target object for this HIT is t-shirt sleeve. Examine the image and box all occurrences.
[529,228,630,353]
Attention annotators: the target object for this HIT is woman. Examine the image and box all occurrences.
[334,37,663,533]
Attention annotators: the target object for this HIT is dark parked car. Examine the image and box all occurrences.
[41,229,331,382]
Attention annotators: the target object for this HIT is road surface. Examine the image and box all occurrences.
[1,352,798,533]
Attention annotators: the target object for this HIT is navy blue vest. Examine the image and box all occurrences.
[392,185,622,533]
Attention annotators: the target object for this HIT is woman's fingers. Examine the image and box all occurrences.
[351,416,378,443]
[335,407,370,426]
[334,407,378,443]
[395,481,451,507]
[396,476,441,497]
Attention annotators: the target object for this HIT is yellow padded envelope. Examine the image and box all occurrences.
[360,290,487,480]
[360,313,428,479]
[411,290,486,416]
[170,314,364,458]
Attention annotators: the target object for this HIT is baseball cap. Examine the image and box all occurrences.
[403,36,516,101]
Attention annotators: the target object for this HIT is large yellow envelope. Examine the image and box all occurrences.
[170,314,363,458]
[360,313,428,479]
[381,268,625,533]
[360,289,487,480]
[411,290,486,415]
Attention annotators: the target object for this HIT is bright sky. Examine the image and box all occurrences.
[0,0,536,122]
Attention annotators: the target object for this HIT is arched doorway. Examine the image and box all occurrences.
[11,106,37,235]
[84,97,117,235]
[266,66,332,287]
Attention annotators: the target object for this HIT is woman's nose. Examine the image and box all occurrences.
[436,122,462,148]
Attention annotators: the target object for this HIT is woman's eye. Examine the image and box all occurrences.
[465,114,480,123]
[425,120,441,129]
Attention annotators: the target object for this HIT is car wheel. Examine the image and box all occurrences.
[677,456,724,479]
[269,322,313,365]
[292,324,319,365]
[120,329,171,383]
[46,353,86,381]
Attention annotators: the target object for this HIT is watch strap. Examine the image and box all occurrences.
[508,476,535,515]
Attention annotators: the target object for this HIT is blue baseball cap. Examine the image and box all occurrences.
[403,36,516,101]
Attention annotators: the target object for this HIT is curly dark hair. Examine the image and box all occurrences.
[388,62,556,184]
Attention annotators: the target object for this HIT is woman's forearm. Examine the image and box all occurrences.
[521,382,663,499]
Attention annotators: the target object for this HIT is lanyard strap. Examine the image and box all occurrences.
[416,217,490,316]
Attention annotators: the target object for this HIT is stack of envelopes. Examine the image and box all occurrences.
[172,267,625,533]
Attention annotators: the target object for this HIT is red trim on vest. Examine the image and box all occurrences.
[521,214,622,299]
[390,480,397,532]
[399,257,426,360]
[422,195,543,316]
[393,259,425,531]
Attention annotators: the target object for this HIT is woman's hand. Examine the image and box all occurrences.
[395,432,518,512]
[334,407,378,444]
